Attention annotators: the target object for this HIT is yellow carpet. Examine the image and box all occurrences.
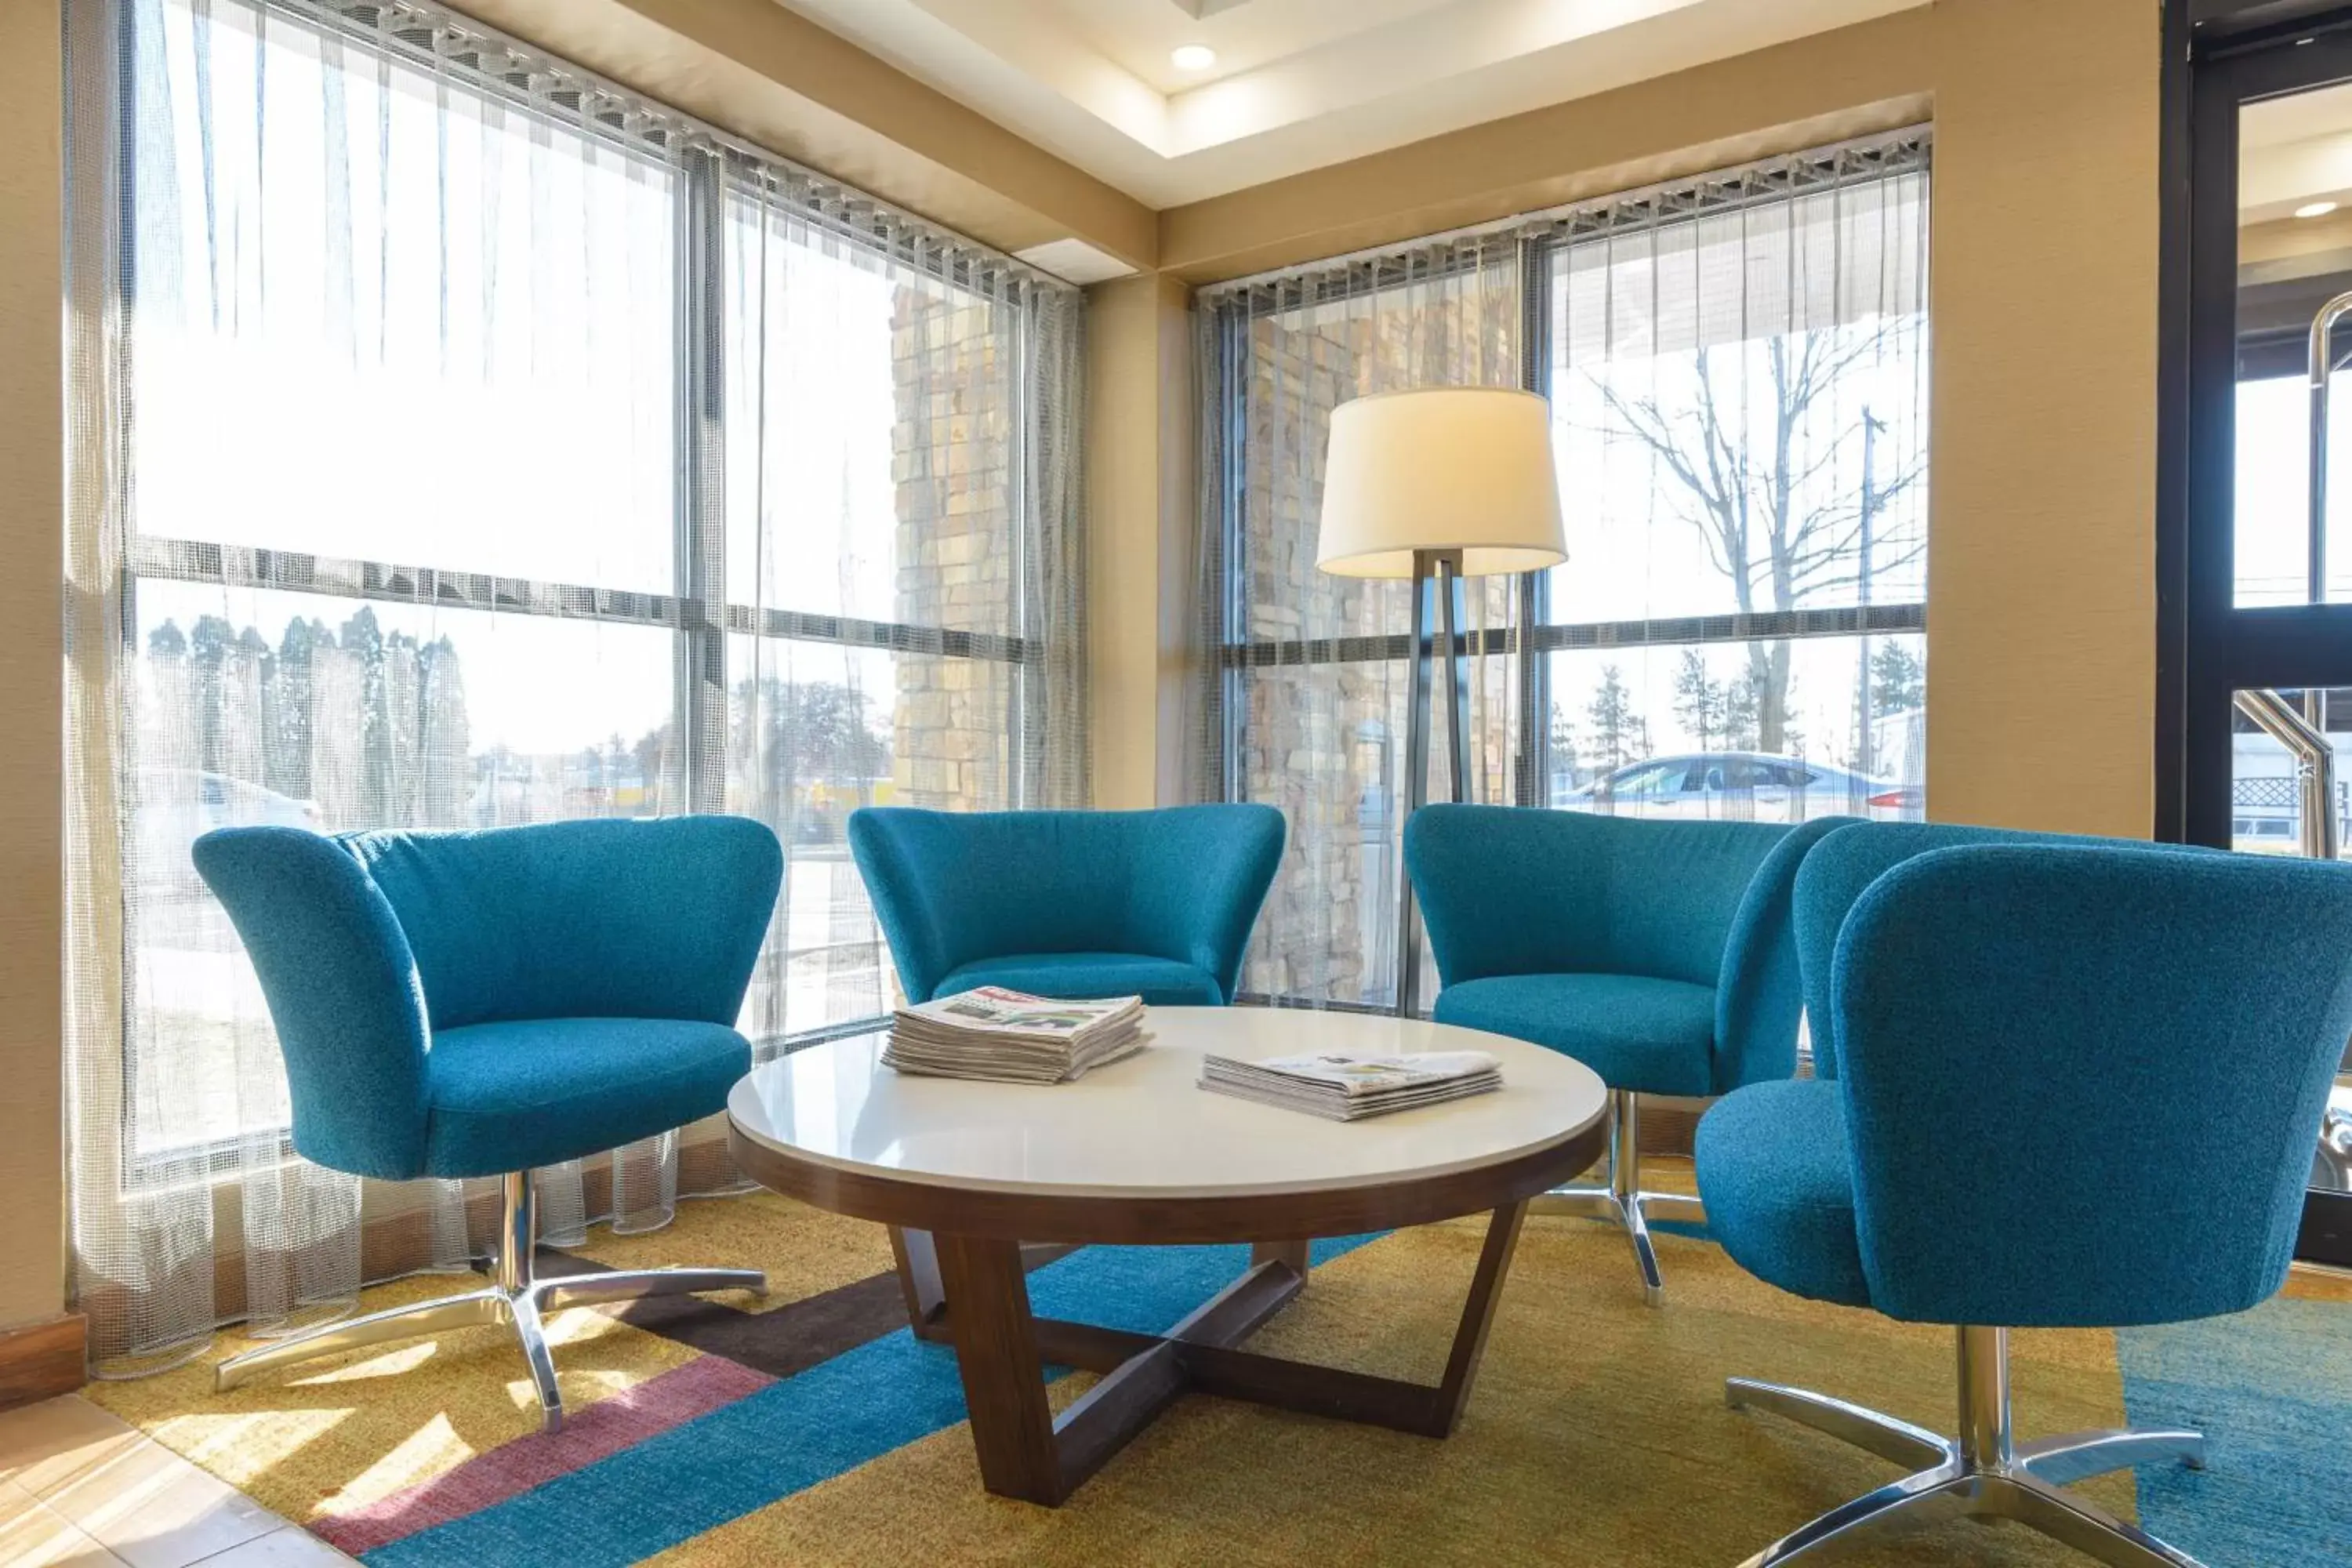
[661,1218,2135,1567]
[81,1180,2352,1567]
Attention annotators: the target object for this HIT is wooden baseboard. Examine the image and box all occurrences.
[0,1313,87,1412]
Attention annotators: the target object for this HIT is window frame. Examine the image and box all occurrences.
[111,0,1063,1177]
[1205,155,1930,1007]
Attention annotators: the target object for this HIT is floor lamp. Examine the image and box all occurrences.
[1316,387,1567,1018]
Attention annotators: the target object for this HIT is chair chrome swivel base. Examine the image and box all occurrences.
[213,1171,767,1434]
[1727,1323,2208,1566]
[1528,1089,1697,1305]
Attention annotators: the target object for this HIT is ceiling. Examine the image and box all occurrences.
[773,0,1929,209]
[2244,81,2352,225]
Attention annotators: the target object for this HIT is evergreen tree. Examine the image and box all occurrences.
[1584,663,1645,770]
[418,634,470,826]
[188,615,237,775]
[380,630,423,822]
[1869,640,1925,715]
[1545,703,1580,790]
[1671,650,1726,752]
[339,606,390,822]
[269,618,324,800]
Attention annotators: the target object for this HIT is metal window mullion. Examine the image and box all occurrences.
[125,536,691,630]
[1218,302,1249,806]
[679,145,725,815]
[1007,292,1036,807]
[123,533,1029,666]
[1515,235,1554,808]
[1218,601,1928,670]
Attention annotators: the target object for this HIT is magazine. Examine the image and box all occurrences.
[1197,1051,1501,1121]
[883,986,1148,1084]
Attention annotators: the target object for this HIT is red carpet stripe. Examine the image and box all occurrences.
[312,1353,773,1557]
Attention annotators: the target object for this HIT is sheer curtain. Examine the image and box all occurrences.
[1195,132,1930,1010]
[64,0,1084,1376]
[1539,148,1930,815]
[1194,238,1527,1011]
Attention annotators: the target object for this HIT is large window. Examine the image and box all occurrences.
[1537,170,1930,825]
[95,0,1084,1165]
[1199,134,1928,1008]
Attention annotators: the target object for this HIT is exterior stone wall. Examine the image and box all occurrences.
[888,285,1017,811]
[1232,299,1521,1007]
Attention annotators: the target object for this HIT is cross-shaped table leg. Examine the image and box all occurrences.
[920,1203,1530,1505]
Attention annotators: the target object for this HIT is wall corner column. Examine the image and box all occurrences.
[1085,272,1195,808]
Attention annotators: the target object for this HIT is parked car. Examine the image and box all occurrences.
[134,768,318,887]
[1558,752,1915,822]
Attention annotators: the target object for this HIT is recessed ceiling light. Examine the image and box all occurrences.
[1171,44,1216,71]
[2298,201,2341,219]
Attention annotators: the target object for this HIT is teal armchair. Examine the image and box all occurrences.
[1404,804,1852,1301]
[848,804,1285,1006]
[1698,837,2352,1566]
[192,815,782,1432]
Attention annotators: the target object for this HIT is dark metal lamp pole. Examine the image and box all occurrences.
[1396,547,1472,1018]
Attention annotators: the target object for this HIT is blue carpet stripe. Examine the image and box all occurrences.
[2118,1299,2352,1568]
[364,1236,1377,1568]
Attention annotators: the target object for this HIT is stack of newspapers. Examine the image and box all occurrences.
[882,986,1149,1083]
[1197,1051,1502,1121]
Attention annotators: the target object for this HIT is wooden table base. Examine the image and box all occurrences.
[891,1202,1530,1506]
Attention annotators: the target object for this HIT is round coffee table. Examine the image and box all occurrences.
[726,1007,1609,1505]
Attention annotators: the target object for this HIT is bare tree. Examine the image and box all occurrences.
[1588,326,1923,752]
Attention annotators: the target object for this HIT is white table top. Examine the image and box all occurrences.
[726,1007,1607,1202]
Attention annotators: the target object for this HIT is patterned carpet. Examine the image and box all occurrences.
[85,1182,2352,1566]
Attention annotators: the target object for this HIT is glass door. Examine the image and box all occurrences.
[2181,15,2352,1266]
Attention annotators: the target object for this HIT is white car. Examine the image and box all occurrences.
[1557,752,1916,823]
[133,769,318,889]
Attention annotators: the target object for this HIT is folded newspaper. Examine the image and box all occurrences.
[883,986,1149,1083]
[1197,1051,1502,1121]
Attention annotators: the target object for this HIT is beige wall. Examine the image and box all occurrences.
[2,0,67,1331]
[1122,0,2164,839]
[1924,0,2160,837]
[1084,274,1196,808]
[1158,9,1935,285]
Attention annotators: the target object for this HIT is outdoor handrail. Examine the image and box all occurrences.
[2307,289,2352,605]
[2233,688,2342,862]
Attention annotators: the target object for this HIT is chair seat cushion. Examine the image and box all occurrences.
[935,953,1223,1007]
[1694,1078,1870,1308]
[422,1018,750,1178]
[1432,973,1717,1096]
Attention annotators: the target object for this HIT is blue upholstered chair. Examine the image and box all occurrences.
[848,804,1285,1006]
[193,816,783,1432]
[1788,821,2213,1087]
[1697,832,2352,1567]
[1404,804,1852,1301]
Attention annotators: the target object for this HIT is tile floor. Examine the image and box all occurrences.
[0,1396,350,1568]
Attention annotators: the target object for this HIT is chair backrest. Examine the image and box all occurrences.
[191,826,435,1180]
[341,817,782,1029]
[1835,842,2352,1328]
[194,816,782,1181]
[847,804,1286,1004]
[1406,805,1853,1091]
[1795,822,2216,1078]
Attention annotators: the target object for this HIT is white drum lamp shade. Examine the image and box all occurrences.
[1316,387,1567,579]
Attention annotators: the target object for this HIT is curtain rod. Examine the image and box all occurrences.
[258,0,1078,299]
[1198,123,1932,303]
